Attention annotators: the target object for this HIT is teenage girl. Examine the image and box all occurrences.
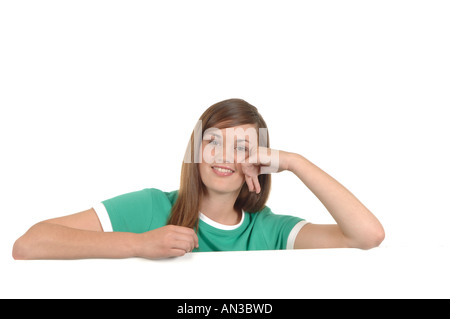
[13,98,384,259]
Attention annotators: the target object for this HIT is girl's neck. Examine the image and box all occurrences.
[200,189,242,226]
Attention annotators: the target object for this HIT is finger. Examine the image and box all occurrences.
[169,248,186,257]
[172,240,194,253]
[173,233,195,251]
[170,225,199,248]
[184,229,199,248]
[253,175,261,194]
[194,233,199,248]
[171,225,194,234]
[247,153,259,166]
[240,162,251,175]
[191,232,199,248]
[245,174,254,192]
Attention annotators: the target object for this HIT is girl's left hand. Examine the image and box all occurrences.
[241,147,290,194]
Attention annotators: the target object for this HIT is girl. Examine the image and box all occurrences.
[13,98,384,259]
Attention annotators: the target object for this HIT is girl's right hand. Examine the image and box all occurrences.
[137,225,199,259]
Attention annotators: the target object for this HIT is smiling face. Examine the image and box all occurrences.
[198,124,257,195]
[168,99,272,229]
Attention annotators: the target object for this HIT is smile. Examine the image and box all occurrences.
[211,166,235,176]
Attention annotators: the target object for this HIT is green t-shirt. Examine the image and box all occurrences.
[95,188,307,252]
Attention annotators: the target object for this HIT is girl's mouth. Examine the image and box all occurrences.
[211,165,235,176]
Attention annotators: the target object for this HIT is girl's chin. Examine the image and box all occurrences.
[205,186,242,195]
[203,181,245,195]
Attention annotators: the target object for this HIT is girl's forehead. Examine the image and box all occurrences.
[203,124,258,140]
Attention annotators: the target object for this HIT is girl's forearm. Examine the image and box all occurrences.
[13,222,139,260]
[285,152,384,245]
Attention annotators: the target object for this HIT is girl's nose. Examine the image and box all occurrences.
[214,143,234,164]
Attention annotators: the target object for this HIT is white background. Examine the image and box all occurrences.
[1,0,449,298]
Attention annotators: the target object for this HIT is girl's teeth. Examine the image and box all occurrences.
[214,167,233,173]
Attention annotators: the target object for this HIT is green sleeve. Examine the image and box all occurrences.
[101,188,174,233]
[256,207,304,250]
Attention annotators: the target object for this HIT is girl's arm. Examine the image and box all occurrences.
[242,149,385,250]
[12,208,198,260]
[285,152,384,249]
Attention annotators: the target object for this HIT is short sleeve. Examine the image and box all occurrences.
[255,207,307,250]
[100,188,174,233]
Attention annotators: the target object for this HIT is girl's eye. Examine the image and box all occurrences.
[236,146,248,152]
[209,139,220,146]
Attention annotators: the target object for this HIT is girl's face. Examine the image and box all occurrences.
[199,124,257,195]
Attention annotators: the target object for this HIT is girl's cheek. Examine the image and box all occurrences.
[235,163,245,176]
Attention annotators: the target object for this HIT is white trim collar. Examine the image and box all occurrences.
[199,210,245,230]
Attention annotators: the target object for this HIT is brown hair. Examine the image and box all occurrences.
[167,98,271,230]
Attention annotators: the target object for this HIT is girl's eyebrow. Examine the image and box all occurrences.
[204,132,250,143]
[203,132,222,139]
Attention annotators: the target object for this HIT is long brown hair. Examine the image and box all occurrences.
[167,98,271,229]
